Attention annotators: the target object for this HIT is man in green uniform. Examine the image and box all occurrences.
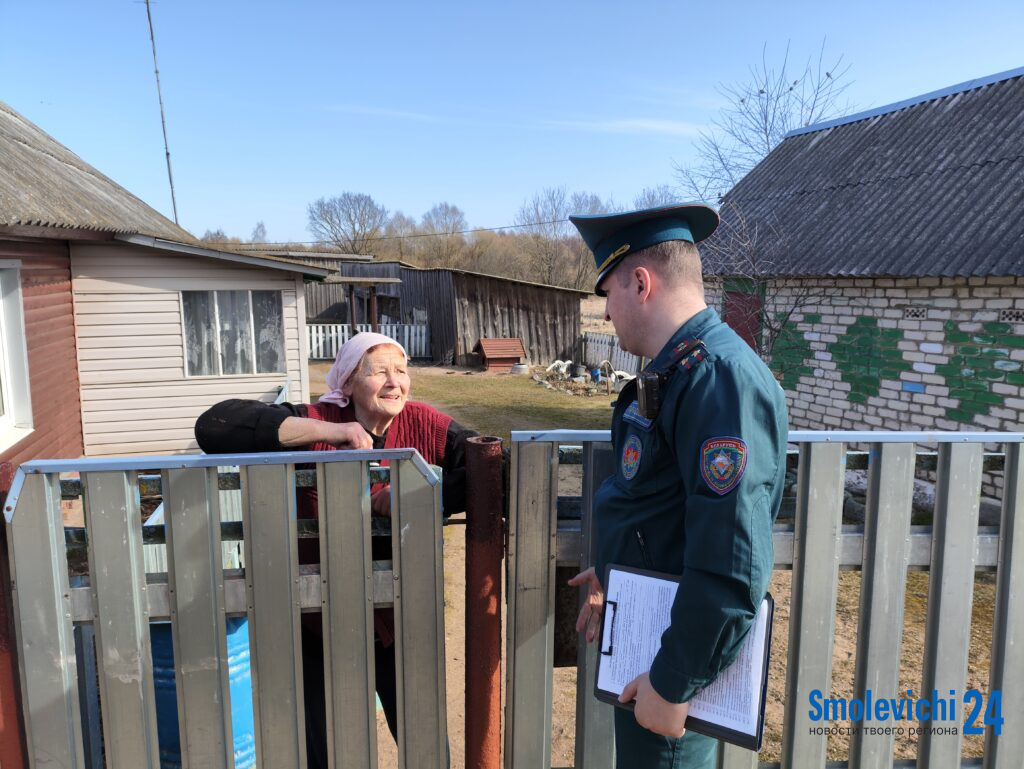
[568,203,788,768]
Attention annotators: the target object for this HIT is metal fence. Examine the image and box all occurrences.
[581,331,641,374]
[5,449,448,769]
[506,430,1024,769]
[307,323,430,360]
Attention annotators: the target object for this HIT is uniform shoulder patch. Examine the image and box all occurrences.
[700,437,747,495]
[622,400,653,429]
[621,434,643,480]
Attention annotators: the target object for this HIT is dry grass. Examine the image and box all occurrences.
[310,361,614,443]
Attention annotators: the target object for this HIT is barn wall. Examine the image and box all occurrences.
[399,269,458,363]
[450,272,581,366]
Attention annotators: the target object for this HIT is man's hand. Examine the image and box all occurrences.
[619,673,688,738]
[370,485,391,517]
[568,567,604,643]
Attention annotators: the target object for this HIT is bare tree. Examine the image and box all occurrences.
[307,192,389,254]
[515,187,613,288]
[566,191,613,290]
[701,200,832,382]
[633,185,679,209]
[250,221,267,243]
[380,211,419,262]
[515,186,570,286]
[420,202,468,269]
[676,41,851,201]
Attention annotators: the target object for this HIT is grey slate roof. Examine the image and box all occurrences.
[708,68,1024,278]
[0,99,197,242]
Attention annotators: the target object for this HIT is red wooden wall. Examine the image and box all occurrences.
[0,238,84,769]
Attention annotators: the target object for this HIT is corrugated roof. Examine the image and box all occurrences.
[707,70,1024,278]
[0,100,197,242]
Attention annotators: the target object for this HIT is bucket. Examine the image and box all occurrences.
[509,363,529,375]
[152,617,255,768]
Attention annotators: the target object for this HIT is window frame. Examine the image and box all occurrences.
[180,289,287,378]
[0,260,34,450]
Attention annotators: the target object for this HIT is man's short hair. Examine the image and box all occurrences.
[615,239,703,291]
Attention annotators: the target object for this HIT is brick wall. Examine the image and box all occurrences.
[703,275,1024,497]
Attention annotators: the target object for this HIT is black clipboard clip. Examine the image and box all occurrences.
[601,600,617,656]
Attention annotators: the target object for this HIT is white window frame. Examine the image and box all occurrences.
[180,289,286,378]
[0,261,34,450]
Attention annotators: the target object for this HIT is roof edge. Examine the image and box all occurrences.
[785,65,1024,139]
[115,234,332,277]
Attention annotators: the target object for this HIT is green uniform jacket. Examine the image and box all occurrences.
[594,307,788,704]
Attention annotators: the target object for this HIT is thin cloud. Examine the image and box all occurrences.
[544,117,704,137]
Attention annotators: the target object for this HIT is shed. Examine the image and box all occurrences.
[475,337,527,372]
[332,262,587,366]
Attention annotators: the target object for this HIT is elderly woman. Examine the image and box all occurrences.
[195,331,475,764]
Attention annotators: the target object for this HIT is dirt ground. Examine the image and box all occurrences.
[313,362,995,767]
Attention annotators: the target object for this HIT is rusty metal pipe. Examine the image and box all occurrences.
[465,436,504,769]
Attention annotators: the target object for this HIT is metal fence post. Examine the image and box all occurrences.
[918,443,983,768]
[505,439,558,769]
[574,442,616,769]
[985,442,1024,769]
[465,436,504,769]
[780,441,845,767]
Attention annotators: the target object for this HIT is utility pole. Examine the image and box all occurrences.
[144,0,179,224]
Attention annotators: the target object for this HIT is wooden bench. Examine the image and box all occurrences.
[475,337,527,372]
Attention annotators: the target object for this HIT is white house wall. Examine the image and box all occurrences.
[71,243,306,456]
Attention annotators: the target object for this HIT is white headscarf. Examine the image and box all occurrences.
[318,332,408,407]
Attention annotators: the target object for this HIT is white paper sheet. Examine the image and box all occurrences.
[596,567,769,738]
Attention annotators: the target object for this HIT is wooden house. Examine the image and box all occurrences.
[0,99,329,462]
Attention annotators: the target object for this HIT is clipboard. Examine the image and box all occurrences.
[593,563,774,751]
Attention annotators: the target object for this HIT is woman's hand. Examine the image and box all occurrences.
[328,421,374,449]
[277,417,373,449]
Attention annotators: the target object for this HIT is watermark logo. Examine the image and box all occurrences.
[807,689,1003,736]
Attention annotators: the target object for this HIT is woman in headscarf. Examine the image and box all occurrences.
[195,331,475,764]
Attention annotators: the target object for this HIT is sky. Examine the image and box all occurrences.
[2,1,1023,245]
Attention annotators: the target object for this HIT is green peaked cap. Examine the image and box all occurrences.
[569,202,719,295]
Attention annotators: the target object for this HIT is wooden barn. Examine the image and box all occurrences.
[324,261,586,366]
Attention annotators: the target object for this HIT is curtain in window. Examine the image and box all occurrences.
[182,291,218,375]
[216,291,253,375]
[252,291,285,373]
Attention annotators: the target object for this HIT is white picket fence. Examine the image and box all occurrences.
[307,323,430,360]
[581,331,641,374]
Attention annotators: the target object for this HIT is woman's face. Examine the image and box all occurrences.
[342,344,410,426]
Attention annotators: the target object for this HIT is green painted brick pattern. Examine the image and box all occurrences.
[828,317,912,404]
[935,320,1021,421]
[769,314,814,391]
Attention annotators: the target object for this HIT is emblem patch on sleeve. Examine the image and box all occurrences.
[700,437,747,495]
[621,434,643,480]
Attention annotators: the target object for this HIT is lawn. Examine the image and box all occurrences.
[309,362,614,442]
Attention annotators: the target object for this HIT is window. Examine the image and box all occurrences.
[0,262,33,447]
[182,290,285,376]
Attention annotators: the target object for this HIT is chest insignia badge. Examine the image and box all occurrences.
[700,437,747,495]
[621,434,643,480]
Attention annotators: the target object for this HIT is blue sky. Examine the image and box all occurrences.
[2,1,1022,244]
